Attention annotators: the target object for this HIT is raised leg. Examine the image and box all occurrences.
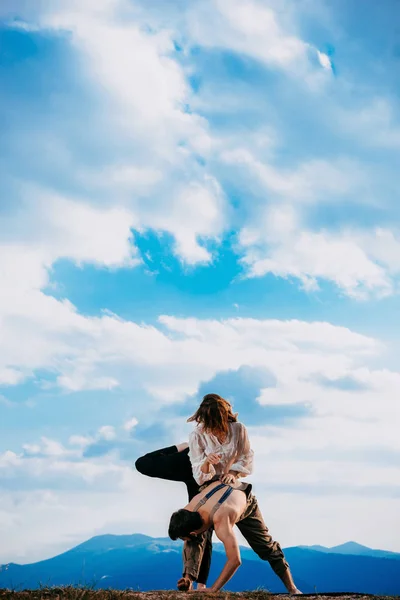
[135,445,213,585]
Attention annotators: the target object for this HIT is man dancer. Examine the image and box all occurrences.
[168,478,302,594]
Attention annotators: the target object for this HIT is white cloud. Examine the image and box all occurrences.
[3,292,398,556]
[1,0,225,273]
[2,0,400,563]
[1,358,400,562]
[317,50,332,71]
[0,476,184,564]
[336,97,400,149]
[222,149,364,205]
[69,435,93,447]
[2,0,400,301]
[123,418,138,432]
[21,437,79,459]
[142,177,226,265]
[241,229,392,298]
[98,426,116,441]
[188,0,311,73]
[0,394,13,407]
[357,228,400,277]
[2,191,139,270]
[219,148,393,298]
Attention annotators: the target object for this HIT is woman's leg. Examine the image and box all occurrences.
[135,445,193,482]
[135,444,213,586]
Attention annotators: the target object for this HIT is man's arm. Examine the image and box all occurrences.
[209,517,241,592]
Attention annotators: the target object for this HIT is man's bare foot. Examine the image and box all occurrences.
[177,576,193,591]
[197,583,206,590]
[176,442,189,453]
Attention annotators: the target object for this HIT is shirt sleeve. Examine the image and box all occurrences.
[188,430,215,486]
[229,423,254,477]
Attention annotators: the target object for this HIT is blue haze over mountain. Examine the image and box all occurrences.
[1,534,399,595]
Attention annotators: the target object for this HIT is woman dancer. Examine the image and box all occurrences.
[135,393,253,589]
[187,393,253,487]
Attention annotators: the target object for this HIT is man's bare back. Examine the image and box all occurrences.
[186,479,248,532]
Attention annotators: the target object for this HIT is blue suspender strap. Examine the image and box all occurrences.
[218,486,234,504]
[193,483,227,511]
[205,483,227,499]
[209,486,234,520]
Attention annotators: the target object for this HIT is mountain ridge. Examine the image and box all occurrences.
[1,534,399,595]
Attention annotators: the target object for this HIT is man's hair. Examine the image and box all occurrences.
[168,509,203,540]
[187,393,238,441]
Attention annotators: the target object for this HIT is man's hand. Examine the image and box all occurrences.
[221,473,236,484]
[206,453,221,465]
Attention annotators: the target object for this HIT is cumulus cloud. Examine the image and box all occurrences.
[2,0,400,564]
[1,1,226,279]
[2,349,400,561]
[2,0,400,300]
[123,417,138,432]
[1,311,396,465]
[98,426,117,441]
[221,149,393,298]
[241,229,392,298]
[188,0,312,74]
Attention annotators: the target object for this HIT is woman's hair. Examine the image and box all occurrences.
[168,509,203,540]
[187,393,238,440]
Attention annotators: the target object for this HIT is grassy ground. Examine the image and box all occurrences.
[0,589,398,600]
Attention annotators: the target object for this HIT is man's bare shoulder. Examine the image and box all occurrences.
[213,505,237,530]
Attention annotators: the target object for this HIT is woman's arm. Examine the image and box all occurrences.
[188,431,217,485]
[228,423,254,478]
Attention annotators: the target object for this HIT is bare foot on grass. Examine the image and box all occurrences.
[177,576,193,591]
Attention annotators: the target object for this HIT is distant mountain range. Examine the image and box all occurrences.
[1,534,399,595]
[298,540,400,560]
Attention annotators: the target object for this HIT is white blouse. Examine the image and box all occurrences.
[188,421,254,486]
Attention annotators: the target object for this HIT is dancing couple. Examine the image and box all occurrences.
[135,393,301,594]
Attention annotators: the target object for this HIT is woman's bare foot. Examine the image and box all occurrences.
[176,442,189,452]
[177,576,193,591]
[289,588,302,595]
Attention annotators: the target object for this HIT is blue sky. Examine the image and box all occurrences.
[1,0,400,563]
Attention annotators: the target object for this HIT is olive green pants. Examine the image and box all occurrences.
[183,491,289,582]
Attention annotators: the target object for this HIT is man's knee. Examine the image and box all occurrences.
[256,542,289,577]
[256,541,284,562]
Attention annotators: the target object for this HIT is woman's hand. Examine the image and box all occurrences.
[221,473,236,484]
[206,453,221,465]
[201,453,221,474]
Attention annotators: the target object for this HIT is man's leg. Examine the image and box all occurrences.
[179,532,209,591]
[185,479,212,589]
[195,529,213,587]
[236,496,301,595]
[135,446,212,588]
